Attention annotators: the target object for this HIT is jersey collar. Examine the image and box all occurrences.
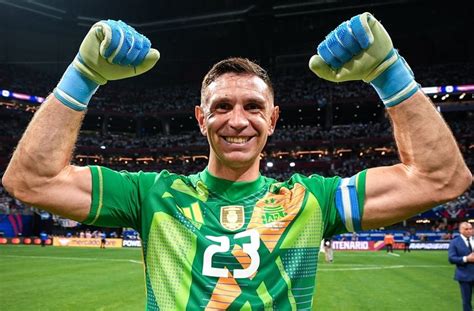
[199,167,266,202]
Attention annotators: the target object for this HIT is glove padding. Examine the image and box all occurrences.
[54,20,159,111]
[75,20,160,85]
[309,12,418,106]
[309,12,394,82]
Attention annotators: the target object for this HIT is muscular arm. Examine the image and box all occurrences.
[362,91,472,229]
[2,20,158,223]
[309,13,472,230]
[2,95,91,221]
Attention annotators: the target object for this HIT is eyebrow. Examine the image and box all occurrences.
[209,94,232,103]
[210,94,267,105]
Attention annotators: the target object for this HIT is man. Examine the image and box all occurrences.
[2,14,471,310]
[39,231,48,247]
[99,231,106,249]
[323,238,334,263]
[449,222,474,311]
[403,232,411,253]
[384,232,394,253]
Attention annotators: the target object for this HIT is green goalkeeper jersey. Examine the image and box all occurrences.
[84,166,366,310]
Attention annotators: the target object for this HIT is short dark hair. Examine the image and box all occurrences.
[201,57,274,102]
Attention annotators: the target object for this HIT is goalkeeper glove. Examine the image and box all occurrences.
[54,20,160,111]
[309,12,419,107]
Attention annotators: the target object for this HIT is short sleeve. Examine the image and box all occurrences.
[333,170,367,233]
[293,170,367,238]
[83,166,158,230]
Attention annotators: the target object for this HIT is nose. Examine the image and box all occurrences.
[228,105,249,131]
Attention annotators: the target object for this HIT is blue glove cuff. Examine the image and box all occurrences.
[370,50,420,107]
[53,62,99,111]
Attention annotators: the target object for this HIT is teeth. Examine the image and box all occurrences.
[225,137,249,144]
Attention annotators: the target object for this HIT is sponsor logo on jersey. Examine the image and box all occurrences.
[180,202,204,225]
[220,205,245,231]
[261,198,287,224]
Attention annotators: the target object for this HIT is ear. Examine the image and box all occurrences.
[268,105,280,135]
[195,105,207,136]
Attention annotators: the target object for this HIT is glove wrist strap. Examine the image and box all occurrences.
[370,50,420,107]
[53,64,99,111]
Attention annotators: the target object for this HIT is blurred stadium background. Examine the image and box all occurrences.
[0,0,472,310]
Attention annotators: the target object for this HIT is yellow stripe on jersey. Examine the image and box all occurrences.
[256,281,274,310]
[90,166,104,225]
[180,202,204,224]
[190,202,204,223]
[182,207,193,220]
[162,191,173,198]
[276,256,297,310]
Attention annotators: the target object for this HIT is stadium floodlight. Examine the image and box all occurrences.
[266,161,273,168]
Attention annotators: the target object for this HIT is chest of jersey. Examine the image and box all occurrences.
[142,181,323,310]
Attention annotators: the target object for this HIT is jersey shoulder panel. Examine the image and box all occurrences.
[283,173,347,237]
[85,166,172,228]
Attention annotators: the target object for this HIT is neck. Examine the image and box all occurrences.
[207,156,260,181]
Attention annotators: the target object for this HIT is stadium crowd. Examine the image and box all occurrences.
[0,62,472,238]
[1,62,473,112]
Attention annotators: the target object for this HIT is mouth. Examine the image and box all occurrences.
[223,136,253,144]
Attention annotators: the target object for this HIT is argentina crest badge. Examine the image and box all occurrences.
[220,205,245,231]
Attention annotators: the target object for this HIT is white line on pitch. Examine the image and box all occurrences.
[319,264,450,271]
[319,265,404,271]
[1,254,142,264]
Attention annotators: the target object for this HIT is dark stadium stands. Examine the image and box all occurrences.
[0,62,472,239]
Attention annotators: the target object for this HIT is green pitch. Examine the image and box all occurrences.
[0,246,459,310]
[314,250,459,311]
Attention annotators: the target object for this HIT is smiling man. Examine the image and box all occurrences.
[2,14,471,310]
[196,62,279,180]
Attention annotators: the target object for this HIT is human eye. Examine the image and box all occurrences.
[214,102,231,112]
[245,102,263,112]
